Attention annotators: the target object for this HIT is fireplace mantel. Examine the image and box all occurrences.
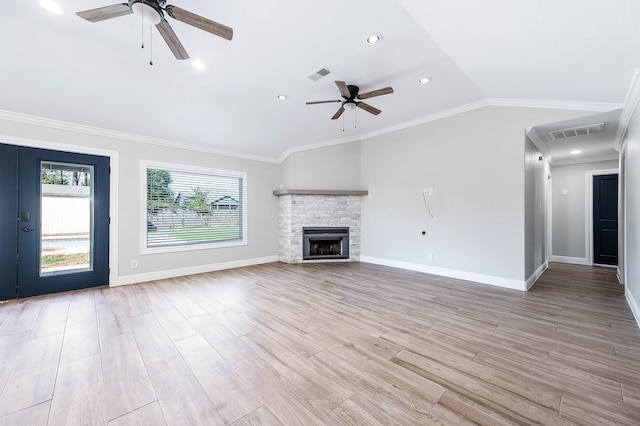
[273,189,368,196]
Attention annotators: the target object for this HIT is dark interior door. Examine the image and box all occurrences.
[0,143,110,300]
[593,174,618,266]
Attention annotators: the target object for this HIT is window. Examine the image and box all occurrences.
[41,161,93,275]
[141,161,246,253]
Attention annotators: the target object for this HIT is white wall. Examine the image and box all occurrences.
[358,106,589,289]
[550,160,619,263]
[621,86,640,325]
[277,105,593,289]
[280,142,362,190]
[0,118,280,285]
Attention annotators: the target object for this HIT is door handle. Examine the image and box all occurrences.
[21,227,37,232]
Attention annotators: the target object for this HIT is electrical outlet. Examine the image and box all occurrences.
[131,260,138,269]
[423,188,434,196]
[427,252,433,261]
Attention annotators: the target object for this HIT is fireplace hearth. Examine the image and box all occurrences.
[303,227,349,260]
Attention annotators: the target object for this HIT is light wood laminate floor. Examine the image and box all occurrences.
[0,262,639,425]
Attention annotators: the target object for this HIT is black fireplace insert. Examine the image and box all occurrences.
[302,227,349,260]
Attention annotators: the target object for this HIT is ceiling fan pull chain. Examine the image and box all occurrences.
[149,25,154,66]
[141,8,144,49]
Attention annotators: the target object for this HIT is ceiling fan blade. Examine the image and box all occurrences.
[306,100,342,105]
[358,86,394,100]
[335,81,351,98]
[357,102,382,115]
[331,107,346,120]
[76,3,132,22]
[156,20,189,60]
[165,5,233,40]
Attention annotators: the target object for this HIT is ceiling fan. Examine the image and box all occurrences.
[76,0,233,60]
[306,81,394,120]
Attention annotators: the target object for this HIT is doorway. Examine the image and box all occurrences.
[590,172,618,266]
[0,143,110,299]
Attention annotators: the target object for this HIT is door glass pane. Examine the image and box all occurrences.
[40,161,94,276]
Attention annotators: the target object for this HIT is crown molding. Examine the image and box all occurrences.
[358,99,491,141]
[0,110,280,164]
[615,69,640,151]
[525,127,554,164]
[2,94,626,166]
[487,98,623,112]
[278,98,623,162]
[276,99,492,163]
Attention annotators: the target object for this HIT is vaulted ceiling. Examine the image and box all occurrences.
[1,1,638,161]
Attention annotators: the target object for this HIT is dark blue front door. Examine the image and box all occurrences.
[0,144,18,301]
[0,143,110,299]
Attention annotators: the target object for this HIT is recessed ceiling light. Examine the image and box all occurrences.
[418,77,432,85]
[40,0,63,14]
[365,33,383,45]
[277,95,288,100]
[571,150,582,155]
[192,60,206,70]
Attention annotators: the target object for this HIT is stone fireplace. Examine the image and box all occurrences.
[274,189,367,263]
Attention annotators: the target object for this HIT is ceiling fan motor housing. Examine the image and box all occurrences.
[343,85,361,110]
[346,85,360,100]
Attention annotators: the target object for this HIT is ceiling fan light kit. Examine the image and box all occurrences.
[130,1,162,25]
[343,102,357,111]
[76,0,233,61]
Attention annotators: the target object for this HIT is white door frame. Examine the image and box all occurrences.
[0,134,119,286]
[547,173,553,262]
[585,168,619,266]
[619,149,627,284]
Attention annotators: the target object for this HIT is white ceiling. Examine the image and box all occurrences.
[1,0,639,160]
[528,109,622,166]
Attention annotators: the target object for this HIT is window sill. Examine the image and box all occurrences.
[140,239,247,255]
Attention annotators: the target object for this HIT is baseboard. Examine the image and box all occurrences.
[116,255,279,286]
[526,261,548,290]
[593,263,618,269]
[360,256,528,291]
[626,291,640,330]
[551,255,589,265]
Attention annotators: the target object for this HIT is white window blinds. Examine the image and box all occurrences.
[145,164,245,249]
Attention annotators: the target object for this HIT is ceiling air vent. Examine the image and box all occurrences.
[548,122,605,140]
[307,67,331,82]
